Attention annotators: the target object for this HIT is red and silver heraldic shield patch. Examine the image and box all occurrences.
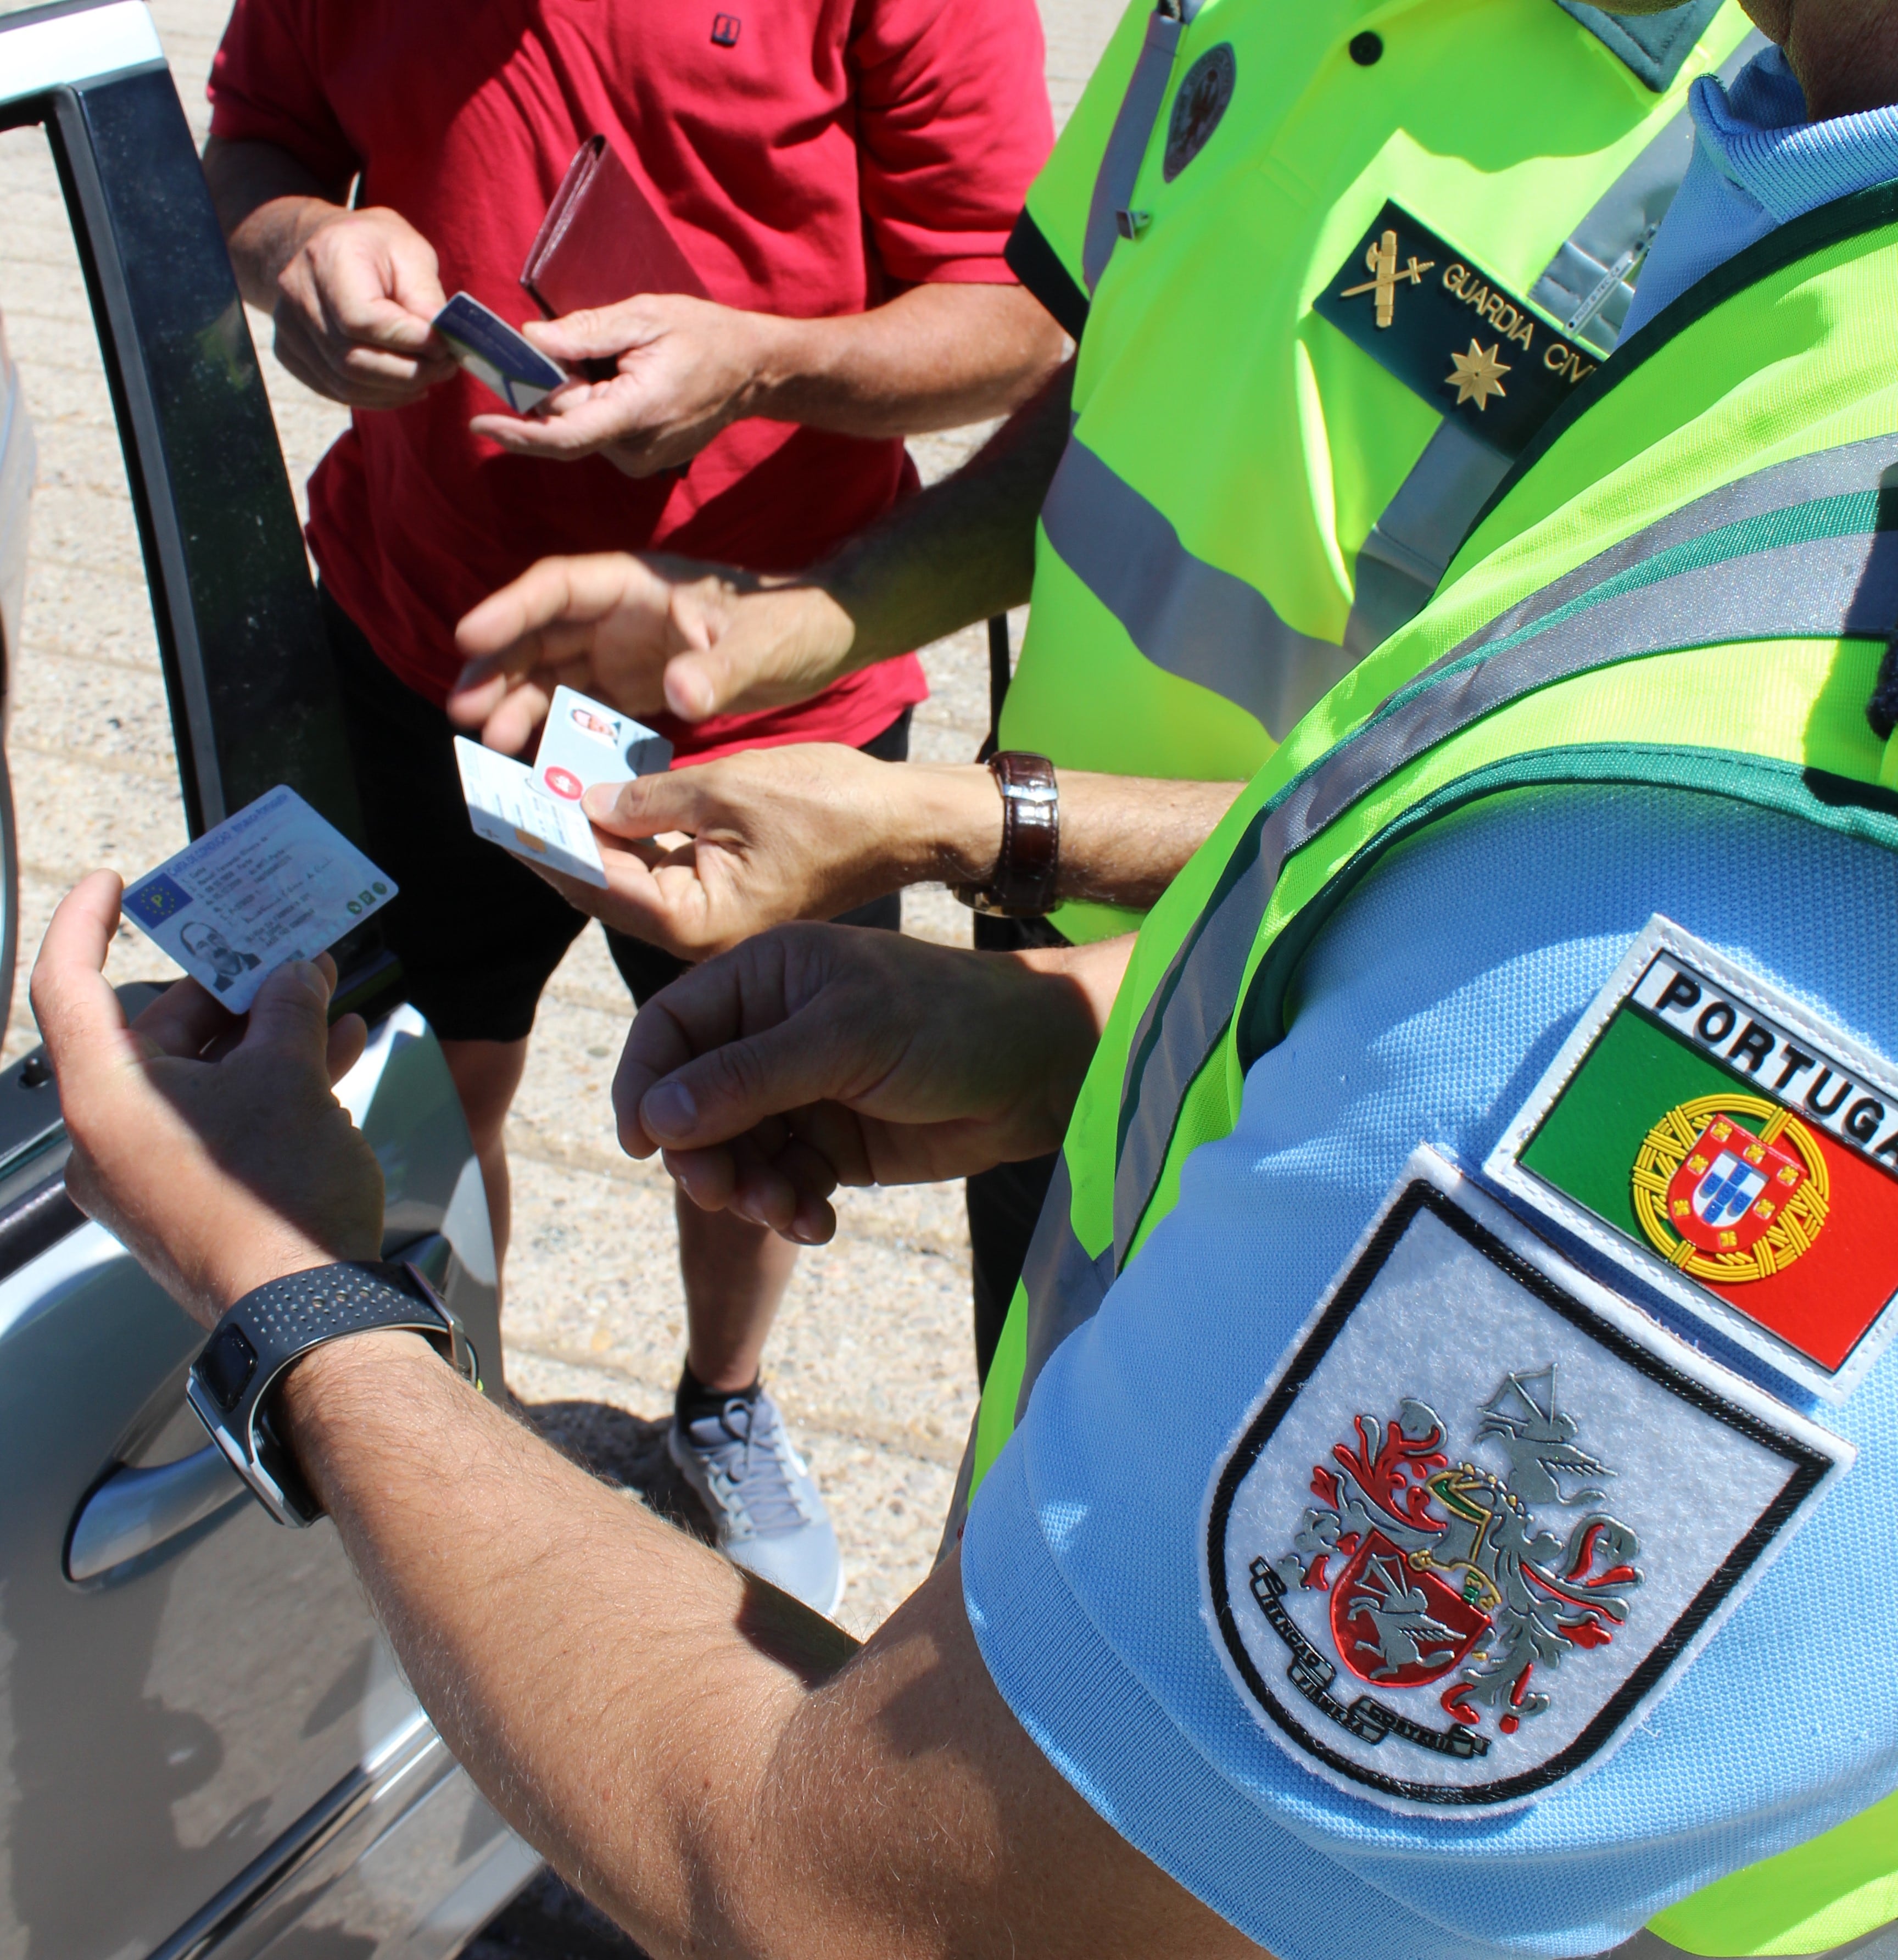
[1202,1149,1850,1815]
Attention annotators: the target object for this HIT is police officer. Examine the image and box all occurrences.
[448,0,1756,1392]
[455,3,1894,1951]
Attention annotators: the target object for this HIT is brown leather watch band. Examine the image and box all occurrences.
[956,751,1059,918]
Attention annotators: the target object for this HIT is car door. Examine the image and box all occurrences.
[0,5,534,1952]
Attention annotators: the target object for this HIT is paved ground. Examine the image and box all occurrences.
[0,0,1118,1947]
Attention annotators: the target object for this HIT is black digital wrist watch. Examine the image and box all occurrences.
[186,1260,480,1528]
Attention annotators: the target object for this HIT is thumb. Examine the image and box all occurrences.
[238,959,336,1070]
[663,644,743,723]
[582,769,706,840]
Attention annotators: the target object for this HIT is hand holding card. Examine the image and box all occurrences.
[121,788,397,1013]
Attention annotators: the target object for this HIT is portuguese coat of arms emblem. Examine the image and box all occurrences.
[1633,1099,1826,1280]
[1204,1149,1849,1812]
[1282,1368,1639,1739]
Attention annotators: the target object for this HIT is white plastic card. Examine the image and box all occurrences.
[454,737,606,888]
[531,685,672,805]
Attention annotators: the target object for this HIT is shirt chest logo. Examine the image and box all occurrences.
[1163,44,1236,183]
[1488,915,1898,1404]
[1314,202,1601,457]
[1203,1148,1849,1814]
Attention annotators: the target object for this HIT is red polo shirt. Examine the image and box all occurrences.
[208,0,1051,759]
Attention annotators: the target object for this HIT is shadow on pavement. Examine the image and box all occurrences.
[522,1397,718,1544]
[465,1867,651,1960]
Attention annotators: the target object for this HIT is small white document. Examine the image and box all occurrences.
[120,785,397,1013]
[455,683,670,885]
[531,684,672,803]
[454,736,608,887]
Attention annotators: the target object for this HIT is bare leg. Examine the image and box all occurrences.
[678,1189,800,1392]
[440,1036,531,1292]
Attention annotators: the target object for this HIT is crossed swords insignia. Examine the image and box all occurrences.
[1341,227,1435,327]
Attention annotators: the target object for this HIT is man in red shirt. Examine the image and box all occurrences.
[202,0,1060,1613]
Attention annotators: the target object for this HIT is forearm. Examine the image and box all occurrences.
[747,282,1065,440]
[805,356,1073,668]
[280,1327,1225,1958]
[281,1332,860,1953]
[898,764,1243,914]
[202,136,348,310]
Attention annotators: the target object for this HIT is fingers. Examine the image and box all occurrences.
[325,1012,370,1085]
[470,385,639,461]
[29,872,135,1091]
[273,304,446,410]
[453,553,657,666]
[663,1136,839,1245]
[479,679,560,756]
[238,959,337,1073]
[523,299,658,364]
[581,770,711,841]
[316,226,443,357]
[134,979,237,1060]
[637,1015,861,1158]
[443,666,554,742]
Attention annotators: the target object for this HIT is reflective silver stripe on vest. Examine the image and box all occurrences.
[1081,3,1183,292]
[1040,435,1357,738]
[1604,1925,1898,1960]
[1344,420,1514,660]
[1011,1152,1118,1423]
[1107,431,1898,1263]
[1529,30,1770,356]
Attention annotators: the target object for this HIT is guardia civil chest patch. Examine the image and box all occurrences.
[1313,202,1603,459]
[1203,1148,1850,1814]
[1487,917,1898,1404]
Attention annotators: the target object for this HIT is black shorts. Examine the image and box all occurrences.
[323,587,908,1043]
[964,912,1067,1386]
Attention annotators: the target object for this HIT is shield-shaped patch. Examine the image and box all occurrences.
[1202,1148,1850,1814]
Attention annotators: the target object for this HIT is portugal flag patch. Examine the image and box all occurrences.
[1488,917,1898,1403]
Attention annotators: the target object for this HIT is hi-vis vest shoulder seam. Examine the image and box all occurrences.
[1466,180,1898,560]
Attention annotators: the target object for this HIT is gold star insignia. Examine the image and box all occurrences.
[1447,339,1510,411]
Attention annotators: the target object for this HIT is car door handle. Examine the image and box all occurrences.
[66,1442,244,1583]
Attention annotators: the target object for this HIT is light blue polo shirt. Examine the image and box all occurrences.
[962,785,1898,1958]
[1622,44,1898,338]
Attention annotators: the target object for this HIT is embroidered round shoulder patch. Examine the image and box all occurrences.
[1202,1148,1849,1814]
[1163,43,1235,183]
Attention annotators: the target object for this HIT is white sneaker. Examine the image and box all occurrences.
[667,1388,843,1617]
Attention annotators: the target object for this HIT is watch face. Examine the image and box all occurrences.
[197,1322,257,1410]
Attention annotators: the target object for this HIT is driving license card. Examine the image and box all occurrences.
[433,292,567,413]
[532,684,673,803]
[121,786,397,1014]
[454,737,607,887]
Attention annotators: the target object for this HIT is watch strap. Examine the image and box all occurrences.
[188,1260,478,1528]
[956,750,1059,917]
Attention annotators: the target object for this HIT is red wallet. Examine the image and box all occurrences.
[520,135,710,318]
